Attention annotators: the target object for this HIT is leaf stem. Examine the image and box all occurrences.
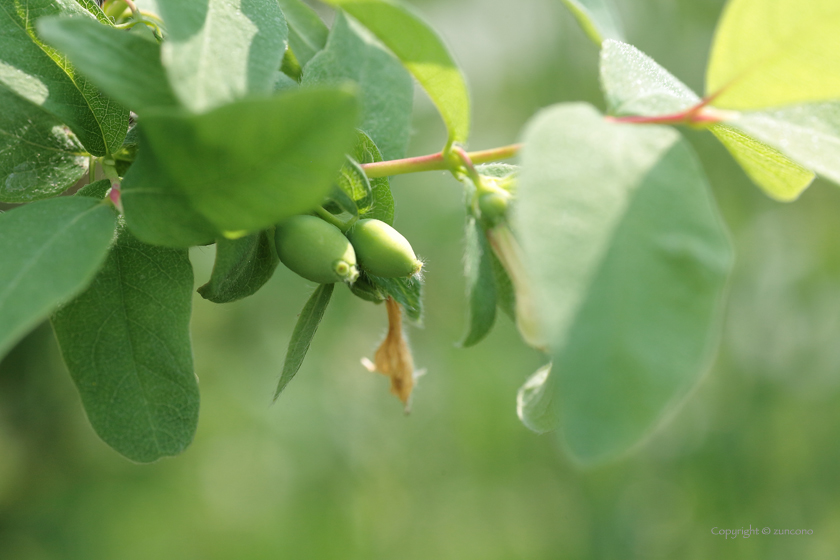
[606,96,733,126]
[314,206,353,232]
[361,144,522,179]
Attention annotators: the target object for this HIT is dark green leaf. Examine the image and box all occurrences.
[277,0,328,66]
[140,88,359,233]
[515,103,733,464]
[76,178,111,200]
[303,11,413,160]
[0,86,88,203]
[459,218,496,347]
[351,130,394,225]
[121,129,219,248]
[52,222,198,463]
[321,0,470,145]
[157,0,288,112]
[274,283,334,399]
[491,249,515,320]
[0,0,128,155]
[37,16,179,113]
[198,231,279,303]
[0,197,117,361]
[367,273,422,323]
[560,0,624,45]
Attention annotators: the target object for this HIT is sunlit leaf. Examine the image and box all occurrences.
[560,0,624,45]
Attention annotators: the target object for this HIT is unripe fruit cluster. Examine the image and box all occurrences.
[274,215,422,285]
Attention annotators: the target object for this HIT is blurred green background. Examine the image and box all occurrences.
[3,0,840,558]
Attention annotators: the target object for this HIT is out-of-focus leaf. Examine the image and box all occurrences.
[140,89,359,233]
[198,231,279,303]
[321,0,470,145]
[710,124,814,202]
[459,218,496,347]
[303,11,412,160]
[706,0,840,110]
[0,87,88,203]
[515,103,733,464]
[0,0,127,155]
[0,197,117,361]
[121,129,218,248]
[274,283,334,399]
[516,363,559,434]
[52,222,198,463]
[158,0,288,112]
[277,0,328,66]
[560,0,624,45]
[37,16,179,113]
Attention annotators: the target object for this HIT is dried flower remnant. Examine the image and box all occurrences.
[361,297,422,411]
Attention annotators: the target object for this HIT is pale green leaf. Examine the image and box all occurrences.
[158,0,288,113]
[560,0,624,45]
[52,222,198,463]
[321,0,470,145]
[459,217,496,347]
[707,0,840,110]
[0,86,88,202]
[140,88,359,233]
[277,0,328,66]
[0,197,117,361]
[37,16,179,113]
[303,11,413,160]
[600,40,699,117]
[198,231,279,303]
[274,283,334,399]
[515,103,733,464]
[725,102,840,188]
[121,129,219,248]
[0,0,128,155]
[516,363,559,434]
[710,123,815,202]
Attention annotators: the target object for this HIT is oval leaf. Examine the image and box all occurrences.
[198,231,279,303]
[459,217,497,347]
[321,0,470,145]
[707,0,840,110]
[52,223,198,463]
[140,88,359,233]
[0,197,117,361]
[515,103,733,464]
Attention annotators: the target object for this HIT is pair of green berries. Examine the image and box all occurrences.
[274,215,422,284]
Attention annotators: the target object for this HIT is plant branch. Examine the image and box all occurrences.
[361,144,522,179]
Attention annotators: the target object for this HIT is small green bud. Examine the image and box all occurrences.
[347,219,422,278]
[275,215,358,284]
[478,192,509,225]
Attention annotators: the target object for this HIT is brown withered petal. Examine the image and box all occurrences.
[362,297,418,410]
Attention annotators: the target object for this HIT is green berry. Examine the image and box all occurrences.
[274,215,358,284]
[347,219,422,278]
[478,192,509,225]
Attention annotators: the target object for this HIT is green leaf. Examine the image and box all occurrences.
[516,363,559,434]
[76,178,111,200]
[0,86,88,203]
[277,0,328,66]
[140,88,359,233]
[121,128,219,248]
[198,231,279,303]
[560,0,624,45]
[706,0,840,110]
[274,283,334,399]
[600,40,699,117]
[321,0,470,146]
[710,123,815,202]
[37,16,179,113]
[0,197,117,361]
[515,103,733,464]
[351,130,394,225]
[0,0,128,155]
[491,248,515,320]
[459,217,496,347]
[52,222,198,463]
[724,102,840,188]
[158,0,288,113]
[303,11,413,160]
[367,273,422,323]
